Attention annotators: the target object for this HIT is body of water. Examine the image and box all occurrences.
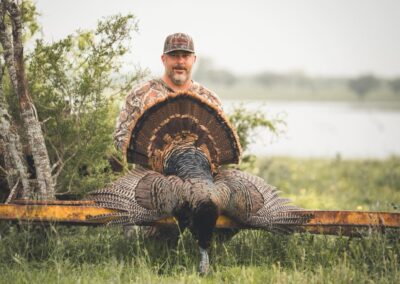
[223,100,400,159]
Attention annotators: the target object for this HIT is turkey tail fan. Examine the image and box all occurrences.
[214,169,312,233]
[121,92,242,173]
[86,166,185,226]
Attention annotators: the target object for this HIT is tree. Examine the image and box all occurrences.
[0,0,54,199]
[348,74,380,99]
[0,60,31,201]
[0,0,142,200]
[388,77,400,95]
[27,14,142,196]
[193,57,237,86]
[254,71,284,87]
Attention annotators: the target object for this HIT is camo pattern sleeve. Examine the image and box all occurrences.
[113,79,170,151]
[189,81,223,111]
[113,79,223,152]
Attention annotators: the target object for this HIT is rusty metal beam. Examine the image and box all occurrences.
[0,201,399,236]
[305,210,400,227]
[11,200,96,206]
[297,210,400,236]
[0,203,116,224]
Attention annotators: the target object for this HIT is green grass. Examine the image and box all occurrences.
[256,156,400,211]
[1,157,400,283]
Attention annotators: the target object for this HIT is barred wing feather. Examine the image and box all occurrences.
[214,169,310,233]
[87,166,184,226]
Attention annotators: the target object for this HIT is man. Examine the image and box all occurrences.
[114,32,222,152]
[114,33,224,242]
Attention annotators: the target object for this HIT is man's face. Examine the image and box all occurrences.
[162,51,196,86]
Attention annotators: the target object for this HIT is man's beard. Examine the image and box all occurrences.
[168,66,191,86]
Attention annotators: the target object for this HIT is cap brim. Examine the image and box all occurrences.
[164,48,195,54]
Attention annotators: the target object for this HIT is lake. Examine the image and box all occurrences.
[223,100,400,159]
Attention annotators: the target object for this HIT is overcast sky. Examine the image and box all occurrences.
[35,0,400,77]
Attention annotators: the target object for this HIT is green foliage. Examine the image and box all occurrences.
[228,105,285,170]
[0,0,39,43]
[24,14,143,195]
[20,0,40,39]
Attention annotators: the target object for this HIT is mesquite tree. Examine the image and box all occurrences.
[28,14,141,196]
[0,61,31,201]
[0,0,141,200]
[0,0,54,199]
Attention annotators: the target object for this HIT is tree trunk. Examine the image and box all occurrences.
[0,0,55,200]
[0,65,31,201]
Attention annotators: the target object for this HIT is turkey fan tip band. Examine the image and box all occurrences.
[121,91,242,169]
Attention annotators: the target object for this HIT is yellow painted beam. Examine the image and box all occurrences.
[0,203,116,224]
[305,210,400,227]
[297,210,400,236]
[0,201,399,236]
[0,202,240,227]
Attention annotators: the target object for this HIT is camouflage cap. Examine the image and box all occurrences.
[163,33,195,54]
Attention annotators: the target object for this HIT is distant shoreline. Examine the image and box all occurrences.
[222,99,400,111]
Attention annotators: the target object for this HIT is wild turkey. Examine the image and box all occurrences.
[87,91,310,274]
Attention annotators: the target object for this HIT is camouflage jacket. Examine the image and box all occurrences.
[113,78,223,152]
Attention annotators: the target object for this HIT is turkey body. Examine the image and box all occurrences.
[88,144,309,274]
[164,145,218,253]
[87,92,310,274]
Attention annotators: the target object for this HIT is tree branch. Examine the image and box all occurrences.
[5,177,20,203]
[7,0,35,109]
[1,0,55,199]
[48,134,78,186]
[0,1,18,91]
[0,164,8,175]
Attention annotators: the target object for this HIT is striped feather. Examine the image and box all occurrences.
[214,169,311,232]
